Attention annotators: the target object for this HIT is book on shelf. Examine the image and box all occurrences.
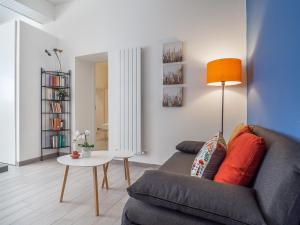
[50,118,65,130]
[49,102,62,113]
[48,75,68,87]
[51,134,65,148]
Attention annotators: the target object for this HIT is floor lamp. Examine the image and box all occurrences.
[206,58,242,134]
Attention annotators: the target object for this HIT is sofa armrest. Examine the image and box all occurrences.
[176,141,205,154]
[128,170,266,225]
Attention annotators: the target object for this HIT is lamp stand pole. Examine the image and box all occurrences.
[221,81,225,134]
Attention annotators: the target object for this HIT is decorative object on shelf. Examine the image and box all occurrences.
[162,41,183,63]
[163,64,183,85]
[45,48,63,72]
[57,89,69,100]
[73,130,94,158]
[41,68,71,160]
[163,87,183,107]
[206,58,242,134]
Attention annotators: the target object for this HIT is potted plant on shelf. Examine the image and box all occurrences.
[57,89,68,100]
[72,130,94,158]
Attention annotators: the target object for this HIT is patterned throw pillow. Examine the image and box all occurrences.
[191,132,227,180]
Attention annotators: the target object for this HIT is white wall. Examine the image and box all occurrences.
[45,0,247,165]
[18,21,58,162]
[74,59,96,145]
[0,21,16,165]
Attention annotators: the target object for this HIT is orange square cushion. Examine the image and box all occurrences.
[228,125,252,146]
[227,125,252,155]
[214,132,266,186]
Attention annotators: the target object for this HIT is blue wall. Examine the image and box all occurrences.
[247,0,300,140]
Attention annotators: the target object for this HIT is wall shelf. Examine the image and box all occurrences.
[42,146,71,150]
[41,68,72,160]
[42,86,70,89]
[42,112,71,115]
[42,129,71,132]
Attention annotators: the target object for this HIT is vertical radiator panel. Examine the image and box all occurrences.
[132,49,137,154]
[128,49,133,153]
[116,48,141,154]
[136,48,141,154]
[124,50,128,151]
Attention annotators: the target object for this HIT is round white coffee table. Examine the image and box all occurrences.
[101,151,134,187]
[57,151,113,216]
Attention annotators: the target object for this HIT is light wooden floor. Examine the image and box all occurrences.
[0,159,156,225]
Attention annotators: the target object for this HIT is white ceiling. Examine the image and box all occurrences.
[0,0,75,24]
[0,5,20,24]
[46,0,74,6]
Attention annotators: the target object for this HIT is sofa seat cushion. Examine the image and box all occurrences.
[128,170,267,225]
[122,198,221,225]
[159,151,195,176]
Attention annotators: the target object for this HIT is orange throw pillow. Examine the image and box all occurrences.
[214,132,266,186]
[227,125,252,154]
[228,125,252,144]
[228,123,245,144]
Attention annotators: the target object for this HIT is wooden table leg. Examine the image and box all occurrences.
[60,165,69,202]
[101,163,109,189]
[124,159,127,180]
[93,167,100,216]
[125,159,131,186]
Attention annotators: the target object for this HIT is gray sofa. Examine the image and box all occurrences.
[122,126,300,225]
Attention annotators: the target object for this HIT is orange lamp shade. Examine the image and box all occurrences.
[207,58,242,86]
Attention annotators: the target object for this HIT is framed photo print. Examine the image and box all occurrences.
[162,87,183,107]
[162,42,183,63]
[163,64,183,85]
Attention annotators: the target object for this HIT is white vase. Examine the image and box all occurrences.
[81,147,92,158]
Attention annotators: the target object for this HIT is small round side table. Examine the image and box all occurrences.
[101,151,134,188]
[57,151,113,216]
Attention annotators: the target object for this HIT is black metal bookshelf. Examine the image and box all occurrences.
[41,68,72,160]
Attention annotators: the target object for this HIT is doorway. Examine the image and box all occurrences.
[75,52,108,151]
[95,62,108,150]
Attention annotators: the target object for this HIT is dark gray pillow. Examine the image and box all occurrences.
[128,170,267,225]
[176,141,205,154]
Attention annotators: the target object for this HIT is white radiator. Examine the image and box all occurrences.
[113,48,141,155]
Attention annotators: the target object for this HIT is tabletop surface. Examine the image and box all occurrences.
[57,151,113,167]
[112,150,134,159]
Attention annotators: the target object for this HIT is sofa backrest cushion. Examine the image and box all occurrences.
[176,141,205,154]
[251,126,300,225]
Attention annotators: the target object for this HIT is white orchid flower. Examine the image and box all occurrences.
[84,130,90,136]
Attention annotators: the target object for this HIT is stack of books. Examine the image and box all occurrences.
[49,75,67,87]
[50,102,62,113]
[50,118,64,130]
[51,134,65,148]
